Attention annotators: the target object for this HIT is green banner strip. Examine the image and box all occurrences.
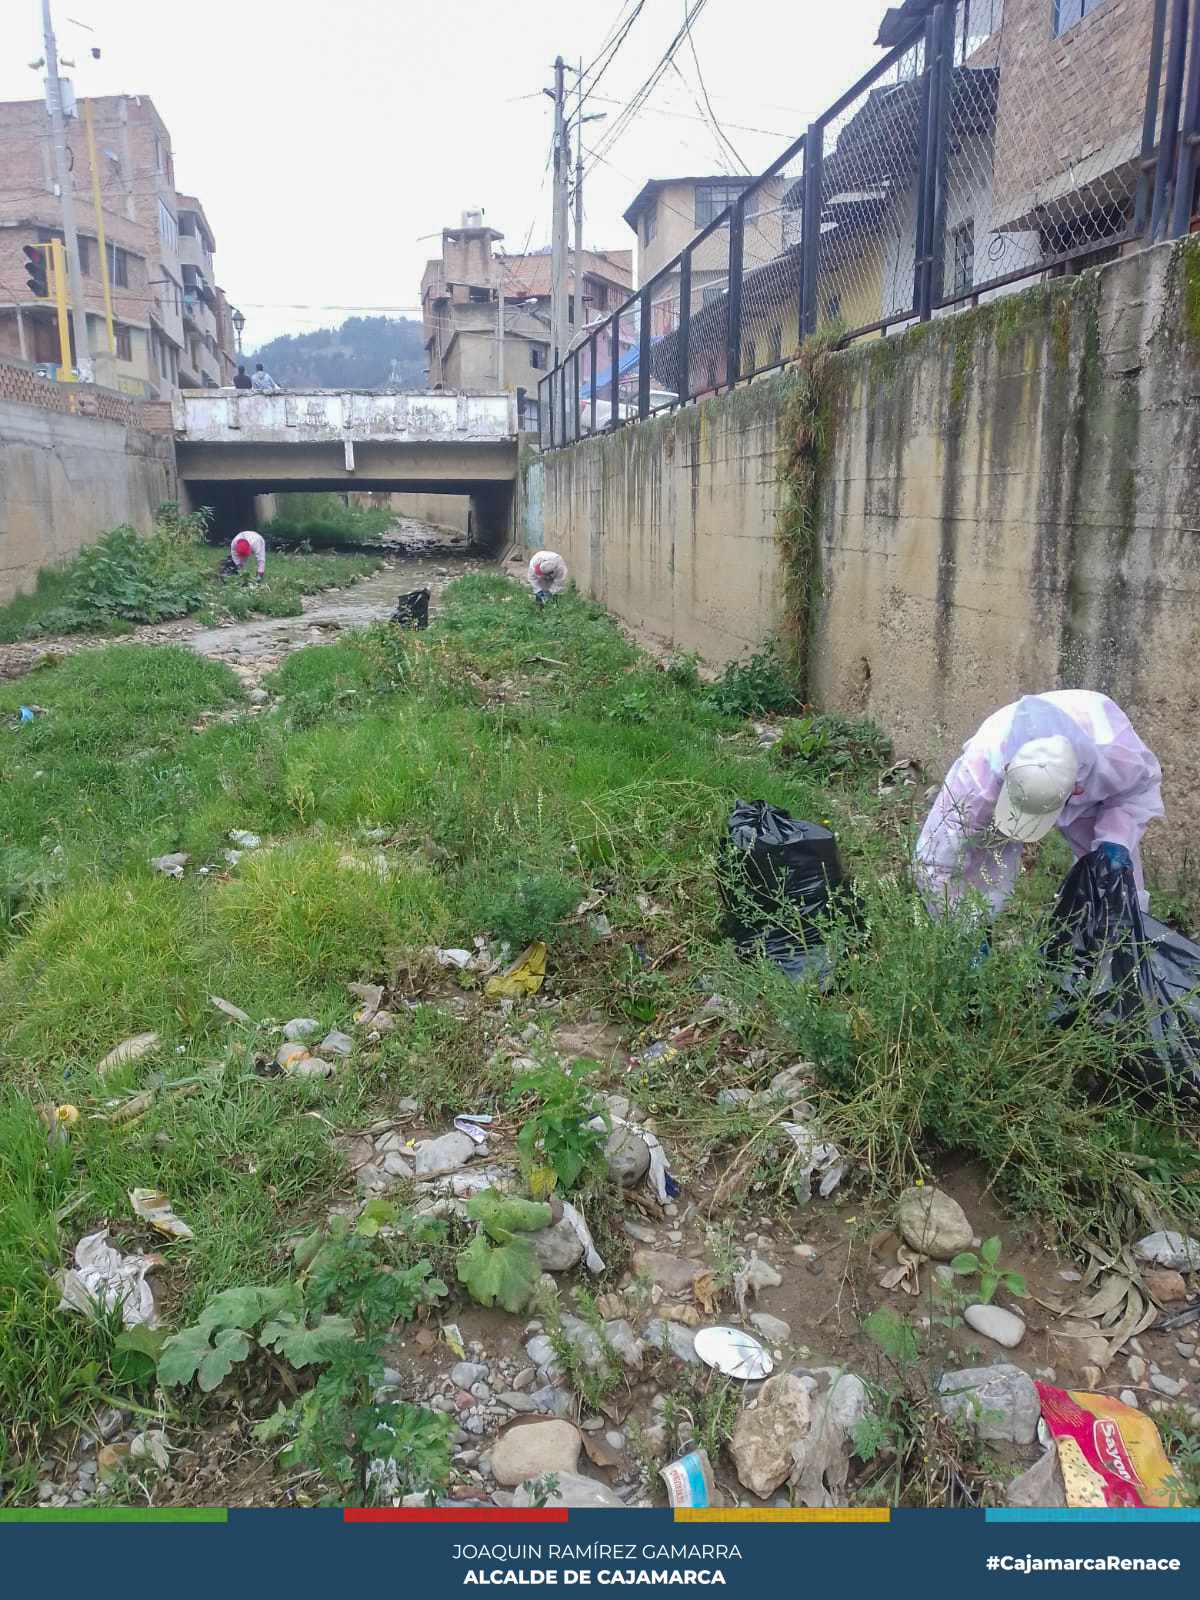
[0,1508,228,1522]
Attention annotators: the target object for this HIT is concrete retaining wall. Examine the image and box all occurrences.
[0,398,177,601]
[524,240,1200,872]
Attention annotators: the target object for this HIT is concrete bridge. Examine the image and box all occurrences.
[173,390,519,543]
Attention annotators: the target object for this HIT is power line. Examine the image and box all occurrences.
[587,0,711,174]
[578,0,648,110]
[681,0,750,174]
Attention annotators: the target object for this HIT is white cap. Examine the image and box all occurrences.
[994,735,1080,842]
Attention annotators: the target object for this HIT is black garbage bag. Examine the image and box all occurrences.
[720,800,848,980]
[391,589,430,629]
[1042,847,1200,1097]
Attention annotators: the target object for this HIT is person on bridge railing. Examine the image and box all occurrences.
[914,691,1163,926]
[250,363,279,393]
[528,550,568,606]
[226,531,267,583]
[233,364,252,390]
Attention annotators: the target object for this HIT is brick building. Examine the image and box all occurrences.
[421,210,632,391]
[0,93,238,397]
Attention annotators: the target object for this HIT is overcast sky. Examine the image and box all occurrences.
[3,0,888,347]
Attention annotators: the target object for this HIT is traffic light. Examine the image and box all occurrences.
[23,243,49,299]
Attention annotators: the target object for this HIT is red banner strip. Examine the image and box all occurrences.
[344,1508,568,1522]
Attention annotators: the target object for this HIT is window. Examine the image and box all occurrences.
[158,199,178,254]
[644,205,657,244]
[468,286,491,303]
[952,219,975,293]
[1053,0,1099,35]
[695,182,744,228]
[114,323,132,361]
[529,346,546,370]
[37,228,88,275]
[112,247,130,289]
[957,0,1003,60]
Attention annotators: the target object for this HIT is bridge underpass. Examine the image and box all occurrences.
[172,390,520,548]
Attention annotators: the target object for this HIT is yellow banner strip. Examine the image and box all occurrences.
[675,1508,889,1522]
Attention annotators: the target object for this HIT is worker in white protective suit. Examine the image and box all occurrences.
[914,691,1163,922]
[528,550,568,606]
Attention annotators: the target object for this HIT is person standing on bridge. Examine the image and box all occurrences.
[233,364,252,390]
[228,531,266,583]
[914,691,1162,924]
[528,550,568,606]
[250,363,279,393]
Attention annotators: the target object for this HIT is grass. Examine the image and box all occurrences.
[0,570,1197,1500]
[265,492,396,548]
[0,508,381,643]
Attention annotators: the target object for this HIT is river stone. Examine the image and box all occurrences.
[531,1216,584,1272]
[603,1318,645,1370]
[937,1364,1040,1444]
[413,1131,476,1177]
[451,1362,487,1388]
[490,1419,580,1486]
[731,1374,813,1498]
[1133,1231,1200,1272]
[632,1247,707,1296]
[750,1313,792,1345]
[1005,1446,1066,1509]
[896,1186,974,1260]
[964,1304,1026,1349]
[644,1317,698,1364]
[513,1471,623,1508]
[321,1030,354,1057]
[605,1127,651,1186]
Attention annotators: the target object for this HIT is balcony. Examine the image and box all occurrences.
[178,232,214,278]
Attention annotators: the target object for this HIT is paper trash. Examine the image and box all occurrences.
[57,1229,164,1328]
[130,1187,194,1240]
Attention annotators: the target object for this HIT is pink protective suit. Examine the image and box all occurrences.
[914,691,1163,919]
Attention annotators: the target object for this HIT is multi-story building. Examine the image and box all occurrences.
[629,0,1176,396]
[420,210,632,392]
[0,93,237,396]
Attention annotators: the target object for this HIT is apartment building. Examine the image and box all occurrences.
[0,93,237,396]
[420,210,632,390]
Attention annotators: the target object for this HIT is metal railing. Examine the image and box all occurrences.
[540,0,1200,448]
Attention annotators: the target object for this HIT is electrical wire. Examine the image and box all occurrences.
[681,0,750,174]
[586,0,711,174]
[578,0,648,112]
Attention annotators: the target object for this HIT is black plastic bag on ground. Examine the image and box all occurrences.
[1042,847,1200,1097]
[391,589,430,629]
[720,800,847,981]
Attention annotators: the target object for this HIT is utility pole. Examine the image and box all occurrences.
[549,55,569,366]
[496,261,505,390]
[572,60,584,337]
[41,0,91,381]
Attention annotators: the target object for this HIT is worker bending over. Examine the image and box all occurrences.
[229,531,266,582]
[914,691,1162,920]
[528,550,568,605]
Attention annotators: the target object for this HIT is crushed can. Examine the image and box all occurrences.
[660,1449,716,1509]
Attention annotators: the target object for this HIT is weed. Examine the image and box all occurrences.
[459,858,581,952]
[510,1059,609,1194]
[771,711,891,784]
[949,1237,1028,1305]
[193,1202,457,1506]
[541,1289,623,1412]
[455,1189,552,1314]
[266,493,395,547]
[705,640,803,719]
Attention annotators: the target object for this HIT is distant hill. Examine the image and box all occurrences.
[247,315,426,390]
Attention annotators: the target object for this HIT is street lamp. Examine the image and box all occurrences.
[231,307,244,354]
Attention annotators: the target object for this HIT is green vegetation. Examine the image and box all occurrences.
[249,314,425,391]
[0,570,1196,1505]
[0,505,381,642]
[265,492,396,548]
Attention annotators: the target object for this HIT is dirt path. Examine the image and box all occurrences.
[0,533,492,687]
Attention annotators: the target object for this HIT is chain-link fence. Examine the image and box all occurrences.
[542,0,1195,447]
